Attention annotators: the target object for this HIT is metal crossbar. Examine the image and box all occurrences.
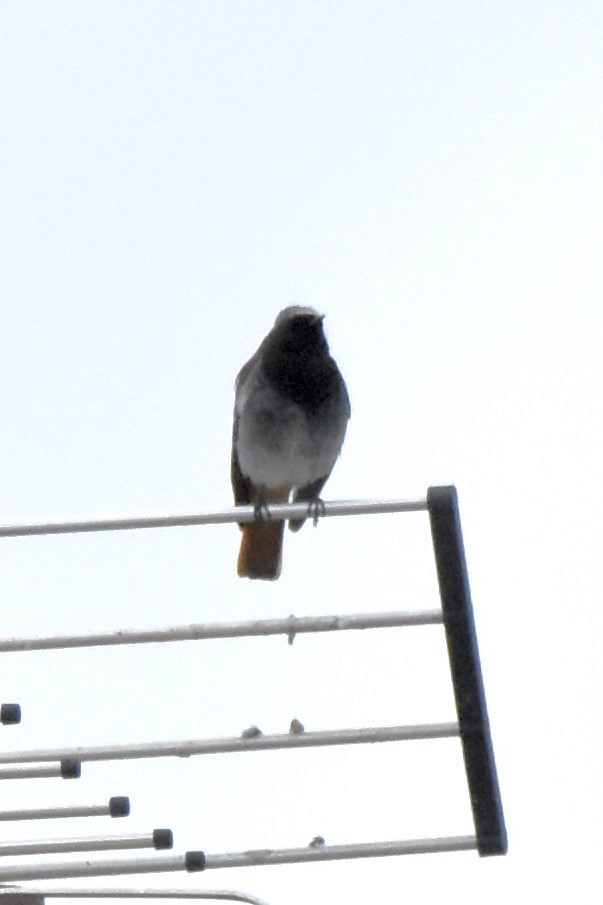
[0,892,271,905]
[0,798,129,822]
[0,722,459,766]
[0,610,442,654]
[0,498,426,538]
[0,762,73,781]
[0,836,476,881]
[0,830,172,857]
[0,852,204,882]
[204,835,477,867]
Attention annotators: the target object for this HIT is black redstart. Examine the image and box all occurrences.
[232,306,350,580]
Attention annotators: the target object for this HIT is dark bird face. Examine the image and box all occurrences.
[262,309,339,410]
[274,311,328,360]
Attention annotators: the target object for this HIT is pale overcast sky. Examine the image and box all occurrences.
[1,2,602,904]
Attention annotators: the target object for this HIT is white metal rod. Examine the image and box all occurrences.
[0,801,123,821]
[0,763,64,780]
[0,610,442,654]
[0,854,201,882]
[0,832,167,857]
[0,498,427,538]
[205,835,478,869]
[0,890,271,905]
[0,836,477,881]
[0,722,459,766]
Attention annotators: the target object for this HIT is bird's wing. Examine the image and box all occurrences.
[231,410,254,507]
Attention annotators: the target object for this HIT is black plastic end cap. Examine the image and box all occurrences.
[1,703,21,725]
[109,796,130,817]
[60,758,81,779]
[185,850,206,872]
[153,828,173,850]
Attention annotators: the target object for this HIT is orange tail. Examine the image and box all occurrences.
[237,521,284,580]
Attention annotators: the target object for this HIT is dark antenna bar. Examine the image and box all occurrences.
[427,485,507,856]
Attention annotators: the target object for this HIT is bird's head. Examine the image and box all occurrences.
[271,307,327,355]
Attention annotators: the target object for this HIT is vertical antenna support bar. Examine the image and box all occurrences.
[427,485,507,856]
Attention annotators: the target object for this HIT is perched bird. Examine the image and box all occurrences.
[289,718,305,735]
[232,306,350,580]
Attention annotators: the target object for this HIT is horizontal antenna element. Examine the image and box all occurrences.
[0,723,459,765]
[0,609,442,654]
[0,498,427,538]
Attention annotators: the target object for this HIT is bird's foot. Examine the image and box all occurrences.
[307,498,326,527]
[253,500,272,521]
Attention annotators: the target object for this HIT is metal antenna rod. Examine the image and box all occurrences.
[0,797,129,821]
[0,722,459,765]
[0,851,206,882]
[0,759,80,781]
[0,889,271,905]
[0,836,476,881]
[0,498,427,538]
[0,829,172,857]
[0,610,442,654]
